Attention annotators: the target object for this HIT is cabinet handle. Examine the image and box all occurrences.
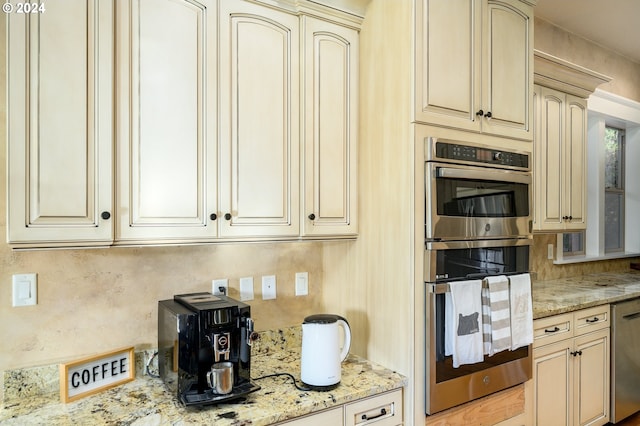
[101,211,111,220]
[210,213,217,221]
[484,111,492,118]
[585,317,599,323]
[362,408,387,421]
[570,350,583,357]
[308,213,316,221]
[476,109,484,117]
[544,326,560,333]
[224,213,232,220]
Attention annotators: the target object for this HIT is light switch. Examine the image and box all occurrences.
[12,273,37,307]
[239,277,254,301]
[295,272,309,296]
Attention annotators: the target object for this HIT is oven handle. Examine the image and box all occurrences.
[436,166,531,185]
[425,238,532,251]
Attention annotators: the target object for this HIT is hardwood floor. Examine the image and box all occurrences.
[611,411,640,425]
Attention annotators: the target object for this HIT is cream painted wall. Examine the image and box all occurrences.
[534,18,640,103]
[0,16,327,375]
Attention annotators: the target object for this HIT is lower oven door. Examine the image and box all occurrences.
[424,238,532,414]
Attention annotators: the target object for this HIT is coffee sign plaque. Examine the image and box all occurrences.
[59,347,135,403]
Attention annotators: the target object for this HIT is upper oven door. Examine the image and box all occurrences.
[426,162,532,241]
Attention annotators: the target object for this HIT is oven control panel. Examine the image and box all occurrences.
[433,141,529,169]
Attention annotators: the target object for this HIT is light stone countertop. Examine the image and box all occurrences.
[532,271,640,319]
[0,327,407,425]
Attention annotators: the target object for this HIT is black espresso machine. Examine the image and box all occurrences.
[158,292,260,406]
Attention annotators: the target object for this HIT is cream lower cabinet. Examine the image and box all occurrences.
[533,305,610,426]
[278,388,403,426]
[7,0,114,247]
[533,85,587,231]
[415,0,534,141]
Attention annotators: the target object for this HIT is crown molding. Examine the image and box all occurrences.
[534,49,612,98]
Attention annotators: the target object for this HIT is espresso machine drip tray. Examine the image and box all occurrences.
[181,381,261,406]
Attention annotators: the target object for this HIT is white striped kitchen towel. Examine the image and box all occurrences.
[485,275,512,355]
[509,273,534,350]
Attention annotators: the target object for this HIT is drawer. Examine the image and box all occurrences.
[533,312,573,348]
[574,304,609,335]
[345,388,403,426]
[278,407,343,425]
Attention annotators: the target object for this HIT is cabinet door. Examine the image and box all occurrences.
[302,17,358,237]
[533,340,573,426]
[7,0,114,247]
[563,95,587,230]
[574,329,610,426]
[219,0,300,238]
[116,0,218,243]
[481,0,533,140]
[414,0,482,132]
[534,86,565,231]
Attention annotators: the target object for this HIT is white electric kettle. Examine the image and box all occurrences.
[300,314,351,390]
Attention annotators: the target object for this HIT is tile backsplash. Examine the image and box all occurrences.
[531,234,639,280]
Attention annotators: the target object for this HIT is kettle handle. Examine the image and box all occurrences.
[336,317,351,363]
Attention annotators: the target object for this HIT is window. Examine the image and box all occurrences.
[604,126,625,252]
[562,232,584,256]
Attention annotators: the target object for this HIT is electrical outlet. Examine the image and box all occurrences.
[295,272,308,296]
[547,244,554,260]
[239,277,254,301]
[262,275,277,300]
[212,279,229,296]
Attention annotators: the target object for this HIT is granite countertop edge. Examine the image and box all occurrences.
[532,271,640,319]
[0,327,407,426]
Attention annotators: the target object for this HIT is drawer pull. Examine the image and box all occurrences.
[544,326,560,333]
[623,311,640,321]
[585,317,600,323]
[362,408,387,421]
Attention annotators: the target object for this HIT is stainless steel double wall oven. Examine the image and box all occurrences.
[424,138,533,414]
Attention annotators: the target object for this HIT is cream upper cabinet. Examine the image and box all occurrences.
[302,17,358,237]
[7,0,359,248]
[533,306,610,426]
[533,85,587,231]
[7,0,114,247]
[218,0,300,238]
[116,0,218,243]
[415,0,533,141]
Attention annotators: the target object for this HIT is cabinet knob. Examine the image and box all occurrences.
[308,213,316,221]
[568,216,573,221]
[476,109,484,117]
[484,111,492,118]
[210,213,217,221]
[101,211,111,220]
[224,213,232,220]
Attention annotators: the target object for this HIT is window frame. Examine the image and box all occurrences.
[555,89,640,264]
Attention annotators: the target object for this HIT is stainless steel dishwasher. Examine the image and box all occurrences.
[611,297,640,423]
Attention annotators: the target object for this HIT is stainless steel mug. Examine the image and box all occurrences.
[206,362,234,394]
